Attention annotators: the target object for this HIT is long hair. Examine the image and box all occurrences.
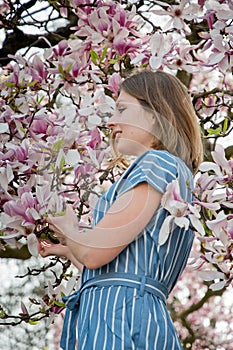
[116,70,203,174]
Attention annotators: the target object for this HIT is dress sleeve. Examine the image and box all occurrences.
[117,151,178,196]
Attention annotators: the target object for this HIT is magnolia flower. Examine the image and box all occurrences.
[159,179,190,245]
[38,277,79,323]
[72,2,142,59]
[3,191,41,226]
[198,270,227,291]
[26,55,48,84]
[199,143,233,184]
[152,0,200,34]
[149,32,175,70]
[167,42,200,73]
[0,164,14,192]
[205,0,233,21]
[159,141,233,289]
[206,211,233,245]
[199,19,233,72]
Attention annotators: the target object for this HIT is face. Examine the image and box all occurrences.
[107,90,155,156]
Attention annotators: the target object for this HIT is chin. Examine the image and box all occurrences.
[116,139,145,157]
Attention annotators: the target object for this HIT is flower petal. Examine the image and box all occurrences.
[174,216,190,230]
[189,215,205,235]
[209,280,226,291]
[198,270,225,281]
[158,215,173,246]
[27,233,39,257]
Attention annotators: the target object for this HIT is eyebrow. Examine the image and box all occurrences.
[116,100,127,107]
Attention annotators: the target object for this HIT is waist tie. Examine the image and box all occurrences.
[60,272,168,350]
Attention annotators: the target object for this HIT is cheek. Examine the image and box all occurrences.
[128,125,149,139]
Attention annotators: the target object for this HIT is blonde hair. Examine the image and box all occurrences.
[113,70,203,174]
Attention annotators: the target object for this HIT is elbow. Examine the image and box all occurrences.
[82,254,101,270]
[77,249,102,270]
[68,242,101,269]
[81,250,117,270]
[68,242,121,270]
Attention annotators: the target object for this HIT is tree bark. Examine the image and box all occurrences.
[0,245,31,259]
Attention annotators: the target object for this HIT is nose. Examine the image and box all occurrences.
[106,114,117,129]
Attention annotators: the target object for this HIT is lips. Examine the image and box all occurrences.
[113,130,122,140]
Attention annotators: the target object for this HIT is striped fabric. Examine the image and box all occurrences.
[61,150,194,350]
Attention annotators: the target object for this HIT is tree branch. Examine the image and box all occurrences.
[175,286,225,321]
[0,10,78,66]
[0,245,31,259]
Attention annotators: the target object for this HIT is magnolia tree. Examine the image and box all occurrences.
[0,0,232,349]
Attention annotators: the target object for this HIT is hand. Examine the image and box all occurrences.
[38,239,70,258]
[46,205,79,243]
[38,239,84,272]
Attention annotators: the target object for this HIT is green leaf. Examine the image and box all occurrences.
[58,64,65,75]
[53,210,66,217]
[5,82,16,87]
[66,63,73,73]
[40,306,47,314]
[29,319,39,325]
[36,94,45,105]
[54,300,65,307]
[101,46,108,61]
[19,127,26,135]
[53,138,64,153]
[109,54,125,64]
[0,309,6,318]
[40,147,51,154]
[90,50,99,65]
[65,166,75,172]
[222,118,229,133]
[109,58,119,64]
[50,163,55,172]
[27,80,38,87]
[60,155,65,169]
[207,126,222,135]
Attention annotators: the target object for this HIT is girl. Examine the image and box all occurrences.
[39,70,203,350]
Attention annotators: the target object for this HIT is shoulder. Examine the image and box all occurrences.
[136,150,178,174]
[121,150,179,194]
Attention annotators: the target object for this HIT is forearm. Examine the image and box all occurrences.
[65,235,126,270]
[66,249,84,272]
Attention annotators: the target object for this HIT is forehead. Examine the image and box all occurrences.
[116,90,140,106]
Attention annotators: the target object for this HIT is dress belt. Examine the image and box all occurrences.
[60,272,169,350]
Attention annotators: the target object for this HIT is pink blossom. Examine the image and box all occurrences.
[74,163,93,181]
[152,0,200,34]
[87,128,102,149]
[149,32,175,70]
[30,55,48,81]
[15,140,30,162]
[52,40,70,58]
[106,73,122,95]
[203,9,215,29]
[160,179,190,245]
[199,144,233,189]
[30,118,49,136]
[199,21,233,72]
[72,1,143,59]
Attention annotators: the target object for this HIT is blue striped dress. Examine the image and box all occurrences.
[61,150,194,350]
